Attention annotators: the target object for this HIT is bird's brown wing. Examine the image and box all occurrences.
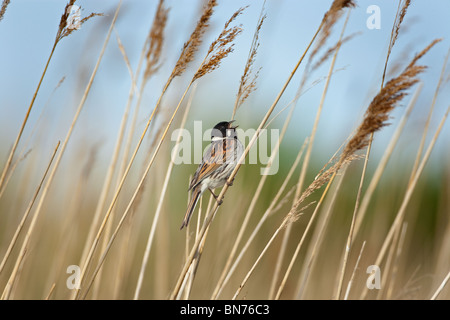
[189,140,229,190]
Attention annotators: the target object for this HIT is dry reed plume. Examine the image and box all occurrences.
[193,6,245,80]
[172,0,217,79]
[390,0,412,57]
[56,0,103,44]
[232,6,265,118]
[143,0,169,81]
[289,39,440,221]
[382,0,412,85]
[311,0,356,59]
[0,0,10,22]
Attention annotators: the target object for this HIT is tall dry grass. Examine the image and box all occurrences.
[0,0,449,300]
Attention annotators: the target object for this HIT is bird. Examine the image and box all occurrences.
[180,120,244,230]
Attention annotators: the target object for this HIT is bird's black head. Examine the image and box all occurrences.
[211,120,238,141]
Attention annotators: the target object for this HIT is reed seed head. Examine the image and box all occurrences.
[311,0,356,60]
[144,0,169,81]
[171,0,218,79]
[0,0,11,22]
[289,39,440,217]
[235,13,265,110]
[193,7,245,81]
[391,0,412,50]
[340,39,441,165]
[56,1,103,43]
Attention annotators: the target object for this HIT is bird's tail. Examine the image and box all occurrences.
[180,188,201,230]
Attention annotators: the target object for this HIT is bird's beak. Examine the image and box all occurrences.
[228,120,238,129]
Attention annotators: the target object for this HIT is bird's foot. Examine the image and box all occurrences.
[226,178,234,187]
[209,188,223,205]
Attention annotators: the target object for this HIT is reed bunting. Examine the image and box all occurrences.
[180,121,244,229]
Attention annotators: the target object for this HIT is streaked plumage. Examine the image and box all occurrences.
[180,121,243,229]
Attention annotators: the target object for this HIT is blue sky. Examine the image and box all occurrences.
[0,0,449,173]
